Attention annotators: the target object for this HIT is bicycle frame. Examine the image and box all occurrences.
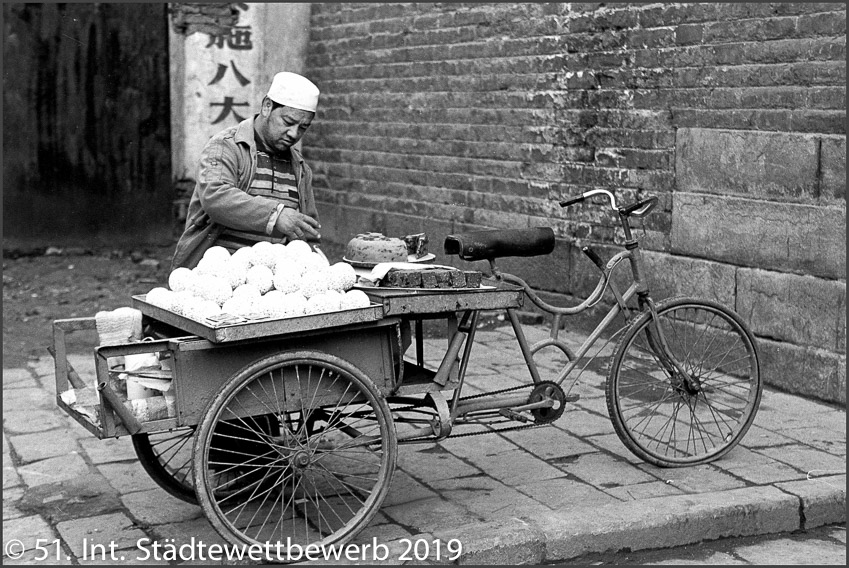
[395,188,699,438]
[470,188,694,403]
[488,250,640,395]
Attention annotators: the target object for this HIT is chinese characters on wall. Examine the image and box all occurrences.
[204,5,254,125]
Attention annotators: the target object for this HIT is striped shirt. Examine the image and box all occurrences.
[216,138,300,252]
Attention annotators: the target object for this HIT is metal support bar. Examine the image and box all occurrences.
[97,381,143,435]
[415,319,424,367]
[433,311,474,387]
[506,308,543,384]
[454,394,529,416]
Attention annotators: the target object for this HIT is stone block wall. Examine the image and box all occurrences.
[674,128,845,402]
[302,3,845,402]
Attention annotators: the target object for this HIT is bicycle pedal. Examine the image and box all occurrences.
[564,394,580,402]
[498,408,531,423]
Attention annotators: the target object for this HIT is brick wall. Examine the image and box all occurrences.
[304,3,846,403]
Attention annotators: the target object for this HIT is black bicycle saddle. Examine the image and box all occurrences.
[444,227,555,262]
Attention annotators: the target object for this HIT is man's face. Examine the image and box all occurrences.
[259,100,314,154]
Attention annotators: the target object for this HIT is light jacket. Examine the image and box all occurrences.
[171,115,318,270]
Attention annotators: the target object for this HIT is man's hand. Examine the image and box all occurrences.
[275,207,321,242]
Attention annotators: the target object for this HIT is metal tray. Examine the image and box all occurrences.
[132,295,385,343]
[353,283,496,293]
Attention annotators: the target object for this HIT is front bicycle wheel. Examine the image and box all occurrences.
[193,351,397,557]
[607,297,761,467]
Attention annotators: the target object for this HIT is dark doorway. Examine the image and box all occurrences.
[3,3,172,248]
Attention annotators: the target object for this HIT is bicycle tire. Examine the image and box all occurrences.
[132,428,197,504]
[606,297,761,467]
[193,350,397,557]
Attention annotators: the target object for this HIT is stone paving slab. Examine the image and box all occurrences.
[2,324,846,565]
[734,535,847,565]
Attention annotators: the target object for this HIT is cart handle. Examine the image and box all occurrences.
[47,346,87,389]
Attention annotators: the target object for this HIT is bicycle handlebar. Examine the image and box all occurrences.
[559,188,618,210]
[559,194,585,208]
[620,196,657,218]
[559,188,657,218]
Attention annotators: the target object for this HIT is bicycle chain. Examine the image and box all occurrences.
[445,421,549,439]
[390,382,535,413]
[393,383,553,442]
[458,382,539,401]
[399,420,549,443]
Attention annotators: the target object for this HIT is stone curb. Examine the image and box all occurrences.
[464,477,846,565]
[311,476,846,565]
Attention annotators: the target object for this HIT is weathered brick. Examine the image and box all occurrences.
[637,3,722,28]
[809,86,847,109]
[671,192,845,279]
[797,11,847,37]
[737,268,845,350]
[756,336,843,402]
[833,356,846,403]
[638,252,737,307]
[790,110,847,134]
[675,23,704,45]
[820,136,846,201]
[676,128,820,201]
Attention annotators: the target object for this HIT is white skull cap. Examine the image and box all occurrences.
[266,72,319,113]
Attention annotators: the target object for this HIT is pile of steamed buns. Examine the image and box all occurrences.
[145,241,370,322]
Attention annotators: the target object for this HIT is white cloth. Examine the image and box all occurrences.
[95,307,143,346]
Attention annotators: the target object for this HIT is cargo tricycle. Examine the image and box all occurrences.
[51,189,762,557]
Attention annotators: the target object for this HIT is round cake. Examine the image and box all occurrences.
[345,233,408,264]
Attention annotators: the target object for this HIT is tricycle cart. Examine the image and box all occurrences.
[51,189,762,558]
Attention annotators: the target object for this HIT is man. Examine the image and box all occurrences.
[167,72,325,496]
[171,71,322,270]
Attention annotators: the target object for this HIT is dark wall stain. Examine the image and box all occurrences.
[3,3,173,246]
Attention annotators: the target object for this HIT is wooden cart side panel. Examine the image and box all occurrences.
[172,322,398,425]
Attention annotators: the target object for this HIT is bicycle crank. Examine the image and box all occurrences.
[496,381,576,425]
[527,381,574,424]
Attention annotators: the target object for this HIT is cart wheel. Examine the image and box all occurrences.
[194,351,397,557]
[132,428,197,504]
[607,297,761,467]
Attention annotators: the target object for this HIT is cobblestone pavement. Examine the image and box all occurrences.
[2,324,846,565]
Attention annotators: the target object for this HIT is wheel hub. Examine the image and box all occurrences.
[291,450,312,469]
[672,371,702,396]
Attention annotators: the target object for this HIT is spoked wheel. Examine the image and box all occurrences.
[133,428,197,504]
[607,297,761,467]
[194,351,397,558]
